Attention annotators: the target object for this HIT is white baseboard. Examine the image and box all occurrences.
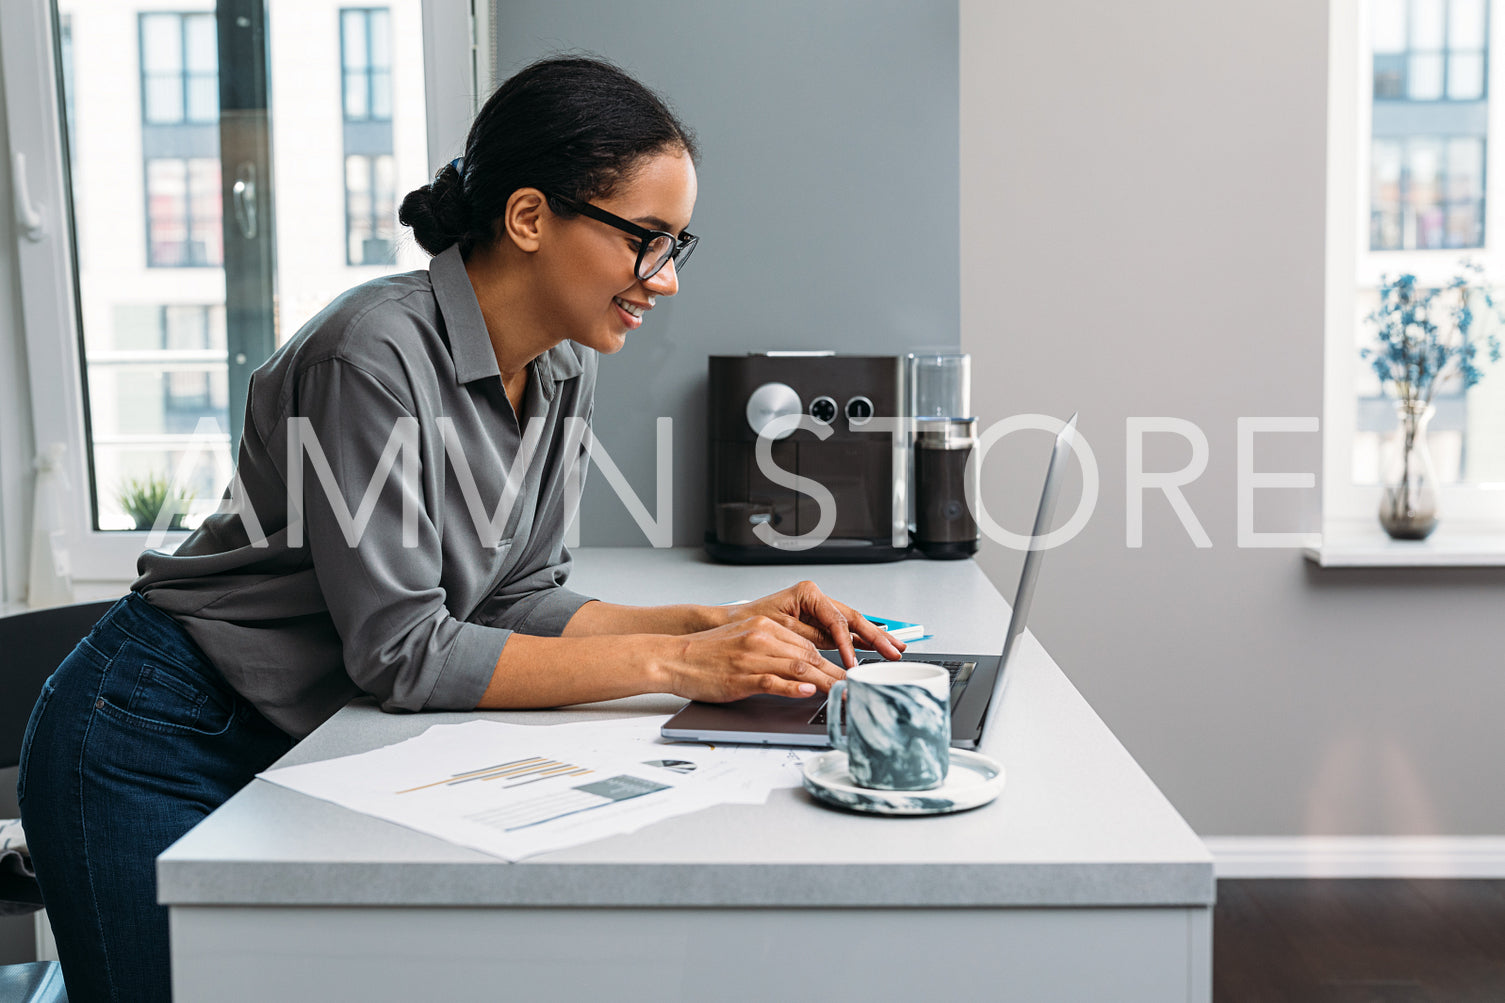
[1203,836,1505,878]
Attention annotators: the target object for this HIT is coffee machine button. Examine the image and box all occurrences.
[845,395,874,424]
[746,382,802,439]
[809,396,837,423]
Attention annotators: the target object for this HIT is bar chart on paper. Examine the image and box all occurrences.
[395,756,594,793]
[467,775,671,832]
[393,754,672,831]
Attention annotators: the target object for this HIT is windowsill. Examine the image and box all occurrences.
[1305,520,1505,567]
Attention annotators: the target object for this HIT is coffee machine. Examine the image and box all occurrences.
[705,353,909,563]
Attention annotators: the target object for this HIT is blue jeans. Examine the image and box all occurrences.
[17,593,293,1002]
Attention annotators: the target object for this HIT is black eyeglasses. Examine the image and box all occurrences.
[546,192,698,282]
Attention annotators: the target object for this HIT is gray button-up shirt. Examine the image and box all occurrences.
[134,245,598,739]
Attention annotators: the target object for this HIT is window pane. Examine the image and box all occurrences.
[342,11,368,69]
[345,153,370,193]
[1448,51,1485,99]
[164,305,210,350]
[141,14,183,73]
[1449,0,1486,48]
[146,159,189,267]
[347,154,371,263]
[371,70,391,120]
[370,10,391,70]
[1446,135,1484,193]
[1408,52,1444,99]
[1374,52,1407,98]
[144,74,184,123]
[185,14,218,73]
[187,75,219,123]
[1412,0,1446,48]
[1408,139,1446,247]
[374,153,396,245]
[187,158,224,267]
[344,71,368,119]
[1373,0,1408,53]
[1370,139,1404,249]
[1445,136,1485,246]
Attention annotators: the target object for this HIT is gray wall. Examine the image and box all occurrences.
[962,0,1505,836]
[491,0,961,547]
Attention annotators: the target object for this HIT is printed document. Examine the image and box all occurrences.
[258,715,807,861]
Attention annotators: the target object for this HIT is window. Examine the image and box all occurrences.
[140,12,218,125]
[341,8,396,266]
[341,7,392,123]
[2,0,443,579]
[345,152,397,265]
[145,157,223,267]
[1326,0,1505,530]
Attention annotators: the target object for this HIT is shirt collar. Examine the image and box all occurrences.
[431,245,499,385]
[430,245,587,399]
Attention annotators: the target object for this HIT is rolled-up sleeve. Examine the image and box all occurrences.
[293,359,504,714]
[470,551,595,636]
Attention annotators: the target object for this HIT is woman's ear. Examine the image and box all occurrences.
[501,188,547,253]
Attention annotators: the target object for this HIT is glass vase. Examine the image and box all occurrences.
[1377,400,1439,541]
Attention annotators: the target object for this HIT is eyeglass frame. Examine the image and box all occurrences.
[544,192,698,282]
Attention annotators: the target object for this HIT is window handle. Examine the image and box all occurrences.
[232,162,257,239]
[12,152,45,242]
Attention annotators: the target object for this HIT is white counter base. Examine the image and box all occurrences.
[173,905,1210,1002]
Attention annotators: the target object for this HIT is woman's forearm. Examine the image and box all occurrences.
[560,599,730,637]
[477,632,670,708]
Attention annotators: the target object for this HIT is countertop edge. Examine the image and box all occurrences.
[158,859,1216,909]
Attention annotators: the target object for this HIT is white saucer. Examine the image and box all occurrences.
[802,749,1005,816]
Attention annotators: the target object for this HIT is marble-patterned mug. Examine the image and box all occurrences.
[826,662,950,790]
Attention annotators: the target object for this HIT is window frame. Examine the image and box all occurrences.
[1325,0,1505,530]
[0,0,474,589]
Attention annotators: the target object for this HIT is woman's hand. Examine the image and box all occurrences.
[728,580,906,669]
[660,615,847,702]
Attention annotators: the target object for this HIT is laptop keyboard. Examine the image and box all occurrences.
[808,659,977,725]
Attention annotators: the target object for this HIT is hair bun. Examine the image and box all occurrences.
[399,163,471,256]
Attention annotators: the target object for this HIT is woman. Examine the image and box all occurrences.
[18,56,901,1002]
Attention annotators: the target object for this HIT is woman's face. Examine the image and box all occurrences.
[539,149,698,355]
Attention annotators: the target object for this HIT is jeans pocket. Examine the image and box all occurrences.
[16,678,57,804]
[95,640,234,736]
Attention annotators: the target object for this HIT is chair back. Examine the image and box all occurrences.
[0,600,116,769]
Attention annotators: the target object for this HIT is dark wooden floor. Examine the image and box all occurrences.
[1214,879,1505,1002]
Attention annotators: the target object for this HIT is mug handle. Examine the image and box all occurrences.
[826,681,847,751]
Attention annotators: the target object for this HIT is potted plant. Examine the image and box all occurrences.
[1362,264,1503,540]
[117,472,189,531]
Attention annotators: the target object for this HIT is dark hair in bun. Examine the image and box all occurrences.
[399,55,698,257]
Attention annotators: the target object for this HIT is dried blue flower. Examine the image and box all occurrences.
[1363,263,1505,403]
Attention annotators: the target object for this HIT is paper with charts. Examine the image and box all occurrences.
[256,716,806,861]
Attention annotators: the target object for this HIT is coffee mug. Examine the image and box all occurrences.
[826,662,950,790]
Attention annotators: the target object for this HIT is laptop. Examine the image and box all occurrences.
[662,413,1079,751]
